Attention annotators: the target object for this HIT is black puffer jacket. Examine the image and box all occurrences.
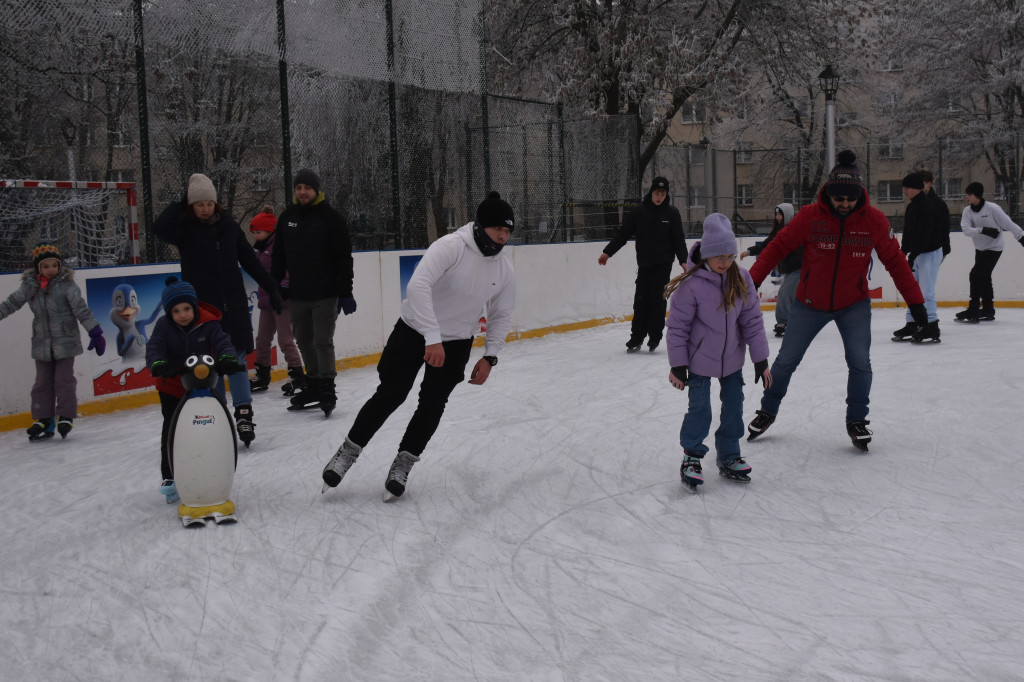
[602,192,687,268]
[153,201,277,353]
[271,193,354,301]
[901,191,950,258]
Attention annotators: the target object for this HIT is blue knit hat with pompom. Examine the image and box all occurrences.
[161,276,198,316]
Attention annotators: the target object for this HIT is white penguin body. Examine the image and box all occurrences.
[169,355,238,524]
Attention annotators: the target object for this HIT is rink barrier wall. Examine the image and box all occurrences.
[1,232,1022,431]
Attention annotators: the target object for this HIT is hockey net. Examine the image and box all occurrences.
[0,180,139,274]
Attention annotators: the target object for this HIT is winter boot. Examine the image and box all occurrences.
[911,320,941,343]
[160,479,179,504]
[891,322,920,342]
[773,322,786,337]
[288,375,322,410]
[234,404,255,447]
[321,438,363,492]
[680,452,704,493]
[847,420,872,452]
[384,451,421,500]
[718,457,752,483]
[27,417,54,442]
[56,416,74,439]
[319,377,337,417]
[747,410,776,441]
[249,363,271,392]
[281,366,307,396]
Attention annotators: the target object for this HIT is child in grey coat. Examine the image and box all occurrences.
[0,243,106,440]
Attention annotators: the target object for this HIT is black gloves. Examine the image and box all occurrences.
[337,297,357,316]
[1018,236,1024,248]
[215,354,242,375]
[981,227,1000,239]
[906,252,918,269]
[149,360,177,378]
[671,366,688,384]
[269,287,284,315]
[754,359,769,385]
[908,303,928,326]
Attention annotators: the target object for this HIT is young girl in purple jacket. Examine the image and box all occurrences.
[665,214,772,492]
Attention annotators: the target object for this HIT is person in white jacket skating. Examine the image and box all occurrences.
[957,182,1024,322]
[321,191,517,500]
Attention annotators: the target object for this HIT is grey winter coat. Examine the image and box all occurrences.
[0,267,100,361]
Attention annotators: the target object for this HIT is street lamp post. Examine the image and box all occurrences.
[819,65,840,170]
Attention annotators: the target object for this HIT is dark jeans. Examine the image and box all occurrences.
[630,262,673,347]
[348,319,473,456]
[158,390,182,480]
[968,249,1001,308]
[289,298,338,378]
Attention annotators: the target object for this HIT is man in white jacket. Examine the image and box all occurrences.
[321,191,517,500]
[957,182,1024,322]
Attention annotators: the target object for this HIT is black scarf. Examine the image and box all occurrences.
[472,222,504,257]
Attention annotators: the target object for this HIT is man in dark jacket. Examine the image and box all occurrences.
[271,169,356,416]
[598,176,687,352]
[744,151,927,451]
[893,172,950,343]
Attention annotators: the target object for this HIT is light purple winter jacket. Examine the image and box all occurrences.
[666,264,770,378]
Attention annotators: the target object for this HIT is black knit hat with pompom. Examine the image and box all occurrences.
[825,150,864,199]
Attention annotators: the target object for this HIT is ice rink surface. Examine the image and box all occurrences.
[2,307,1022,681]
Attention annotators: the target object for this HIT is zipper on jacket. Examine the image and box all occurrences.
[830,216,846,312]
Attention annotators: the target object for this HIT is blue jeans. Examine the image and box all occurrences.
[679,370,745,465]
[906,248,942,323]
[761,298,872,423]
[775,271,798,325]
[215,344,251,408]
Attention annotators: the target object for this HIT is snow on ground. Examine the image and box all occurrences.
[2,307,1022,681]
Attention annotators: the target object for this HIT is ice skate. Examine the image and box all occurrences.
[680,453,703,494]
[979,307,996,321]
[910,321,940,344]
[847,420,872,452]
[955,307,980,323]
[891,322,920,342]
[319,378,337,418]
[56,416,73,439]
[626,343,642,354]
[160,479,179,504]
[249,363,271,392]
[773,322,786,337]
[747,410,776,441]
[383,451,420,501]
[718,457,752,483]
[281,366,306,397]
[287,378,321,411]
[27,418,55,442]
[321,438,362,492]
[234,404,255,447]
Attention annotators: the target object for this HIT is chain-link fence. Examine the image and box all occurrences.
[0,0,639,270]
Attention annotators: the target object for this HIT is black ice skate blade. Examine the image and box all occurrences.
[250,386,269,393]
[682,481,702,494]
[718,471,751,483]
[746,430,765,441]
[954,318,980,324]
[890,336,915,342]
[851,441,870,453]
[287,402,321,412]
[28,432,55,442]
[909,338,941,344]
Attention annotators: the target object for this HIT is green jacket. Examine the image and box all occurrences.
[0,266,100,361]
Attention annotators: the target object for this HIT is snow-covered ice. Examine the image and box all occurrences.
[2,307,1022,681]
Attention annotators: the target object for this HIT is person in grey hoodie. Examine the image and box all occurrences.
[741,203,800,336]
[0,242,106,441]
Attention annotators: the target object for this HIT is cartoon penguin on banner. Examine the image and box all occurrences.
[169,354,238,527]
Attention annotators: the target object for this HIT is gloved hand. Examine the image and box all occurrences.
[337,297,357,316]
[906,252,918,269]
[269,286,284,315]
[754,359,769,385]
[1018,236,1024,248]
[215,354,242,375]
[279,284,289,301]
[87,326,106,356]
[908,303,928,326]
[981,227,1000,239]
[149,360,177,378]
[669,366,688,390]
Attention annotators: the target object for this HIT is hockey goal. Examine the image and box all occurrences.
[0,179,140,273]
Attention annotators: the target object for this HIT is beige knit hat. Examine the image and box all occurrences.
[187,173,217,205]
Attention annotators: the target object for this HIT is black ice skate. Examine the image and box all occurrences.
[773,323,786,337]
[955,307,980,323]
[383,451,420,501]
[847,420,872,452]
[27,417,55,442]
[319,378,337,418]
[979,307,996,321]
[891,322,920,342]
[287,378,321,411]
[680,453,703,494]
[747,410,776,441]
[249,363,271,392]
[281,366,306,396]
[234,404,255,447]
[910,321,940,344]
[718,457,752,483]
[56,416,73,439]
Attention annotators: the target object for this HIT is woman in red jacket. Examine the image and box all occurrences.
[743,151,927,451]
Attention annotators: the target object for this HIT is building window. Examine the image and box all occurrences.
[689,146,707,165]
[876,180,903,202]
[942,177,962,199]
[878,139,904,160]
[880,57,904,72]
[737,184,754,207]
[680,99,706,123]
[736,142,753,165]
[252,169,272,192]
[689,186,706,208]
[993,181,1008,199]
[783,183,801,205]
